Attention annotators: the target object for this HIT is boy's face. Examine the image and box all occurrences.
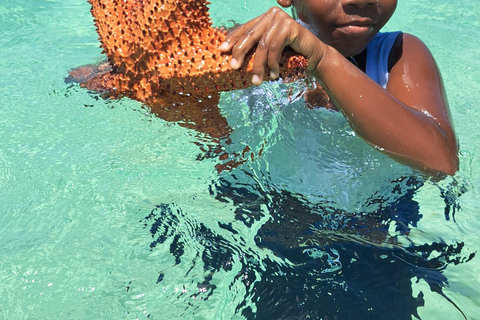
[281,0,397,57]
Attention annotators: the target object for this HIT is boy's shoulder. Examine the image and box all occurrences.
[382,32,433,72]
[394,33,435,63]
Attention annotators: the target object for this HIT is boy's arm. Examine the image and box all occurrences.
[220,8,458,175]
[314,34,458,175]
[385,34,458,173]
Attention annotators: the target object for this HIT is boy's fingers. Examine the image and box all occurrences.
[251,20,283,83]
[267,49,282,80]
[229,19,272,70]
[221,7,281,72]
[219,15,265,52]
[267,29,287,79]
[229,31,259,69]
[218,41,231,52]
[218,6,297,82]
[269,21,300,78]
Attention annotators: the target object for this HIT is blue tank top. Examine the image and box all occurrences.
[365,31,402,88]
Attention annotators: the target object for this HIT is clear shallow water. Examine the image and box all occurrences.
[0,0,479,319]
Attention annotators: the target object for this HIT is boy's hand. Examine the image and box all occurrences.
[219,7,325,85]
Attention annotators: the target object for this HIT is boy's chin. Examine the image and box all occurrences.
[334,37,374,57]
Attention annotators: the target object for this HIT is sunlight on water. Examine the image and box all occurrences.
[0,0,479,319]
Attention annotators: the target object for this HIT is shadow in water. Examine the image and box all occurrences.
[141,173,473,319]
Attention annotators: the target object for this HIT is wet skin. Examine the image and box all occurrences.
[220,0,459,176]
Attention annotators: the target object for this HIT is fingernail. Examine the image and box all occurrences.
[252,75,261,85]
[219,42,229,51]
[269,71,278,79]
[230,58,238,68]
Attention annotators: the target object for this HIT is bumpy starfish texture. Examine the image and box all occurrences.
[82,0,308,104]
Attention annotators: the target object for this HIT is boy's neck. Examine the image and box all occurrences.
[348,49,367,72]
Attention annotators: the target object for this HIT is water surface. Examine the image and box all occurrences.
[0,0,479,319]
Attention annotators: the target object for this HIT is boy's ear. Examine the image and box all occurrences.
[277,0,292,8]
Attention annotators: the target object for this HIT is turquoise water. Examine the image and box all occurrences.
[0,0,479,319]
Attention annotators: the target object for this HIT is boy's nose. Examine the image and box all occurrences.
[342,0,377,9]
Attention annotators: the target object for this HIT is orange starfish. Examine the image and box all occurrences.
[69,0,310,139]
[86,0,307,99]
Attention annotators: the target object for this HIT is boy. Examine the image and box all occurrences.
[219,0,458,176]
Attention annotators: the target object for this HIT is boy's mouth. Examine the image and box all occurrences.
[339,24,374,33]
[335,20,375,36]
